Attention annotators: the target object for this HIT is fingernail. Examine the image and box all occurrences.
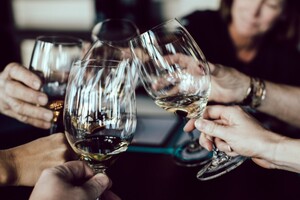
[33,81,41,90]
[38,95,48,105]
[43,122,51,129]
[194,119,204,130]
[95,173,109,187]
[44,111,53,121]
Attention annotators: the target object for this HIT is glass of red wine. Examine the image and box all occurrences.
[29,35,83,134]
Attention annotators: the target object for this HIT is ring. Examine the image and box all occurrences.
[227,145,233,152]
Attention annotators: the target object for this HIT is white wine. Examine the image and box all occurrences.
[155,94,208,118]
[68,134,131,172]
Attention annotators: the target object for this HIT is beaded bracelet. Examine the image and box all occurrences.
[241,77,266,108]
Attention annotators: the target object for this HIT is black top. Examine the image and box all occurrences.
[182,10,300,137]
[183,10,300,86]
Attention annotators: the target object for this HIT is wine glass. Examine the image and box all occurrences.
[63,59,137,174]
[84,18,140,87]
[29,35,83,134]
[130,19,246,180]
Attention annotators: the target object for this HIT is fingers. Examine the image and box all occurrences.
[4,80,48,106]
[199,132,213,151]
[5,96,52,120]
[83,173,110,199]
[1,97,52,129]
[214,138,238,157]
[195,118,225,139]
[183,119,196,132]
[3,63,42,90]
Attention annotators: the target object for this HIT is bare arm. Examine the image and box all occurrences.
[185,105,300,173]
[258,82,300,128]
[209,63,300,128]
[0,133,73,186]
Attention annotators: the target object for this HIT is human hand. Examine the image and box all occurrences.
[184,105,284,169]
[0,62,53,129]
[29,161,121,200]
[209,63,250,104]
[2,133,74,186]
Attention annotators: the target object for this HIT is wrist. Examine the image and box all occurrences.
[240,77,266,108]
[0,150,17,186]
[263,133,286,168]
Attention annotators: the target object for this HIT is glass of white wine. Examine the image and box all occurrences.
[130,19,246,180]
[63,59,137,174]
[29,35,83,134]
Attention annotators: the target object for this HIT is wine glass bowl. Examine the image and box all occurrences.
[63,59,137,173]
[29,35,83,134]
[130,19,211,166]
[92,18,140,45]
[84,18,140,88]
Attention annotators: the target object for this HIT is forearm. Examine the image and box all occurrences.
[269,136,300,173]
[257,81,300,128]
[0,150,16,186]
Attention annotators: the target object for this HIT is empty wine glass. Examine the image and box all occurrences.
[130,18,246,180]
[63,59,137,174]
[84,18,140,87]
[29,35,83,134]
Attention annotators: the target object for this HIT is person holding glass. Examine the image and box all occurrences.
[29,161,120,200]
[184,63,300,173]
[182,0,300,137]
[0,62,53,129]
[0,63,73,186]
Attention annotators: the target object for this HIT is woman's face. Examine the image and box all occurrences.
[231,0,285,37]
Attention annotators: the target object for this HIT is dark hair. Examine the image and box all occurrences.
[219,0,300,47]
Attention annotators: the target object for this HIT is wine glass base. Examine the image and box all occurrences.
[196,155,247,181]
[173,140,212,167]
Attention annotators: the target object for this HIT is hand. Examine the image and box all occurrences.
[209,63,250,104]
[1,133,74,186]
[0,63,53,129]
[29,161,121,200]
[184,105,284,169]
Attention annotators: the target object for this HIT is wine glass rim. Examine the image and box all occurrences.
[92,18,140,42]
[36,35,83,46]
[137,18,182,39]
[74,58,128,68]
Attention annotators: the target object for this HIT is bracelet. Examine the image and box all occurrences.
[241,77,266,108]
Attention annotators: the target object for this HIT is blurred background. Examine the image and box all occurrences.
[0,0,220,68]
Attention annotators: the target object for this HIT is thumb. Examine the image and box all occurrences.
[82,173,110,199]
[194,118,225,139]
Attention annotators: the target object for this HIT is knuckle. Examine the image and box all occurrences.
[17,114,29,123]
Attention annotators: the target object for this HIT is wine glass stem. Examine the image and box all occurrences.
[49,122,57,134]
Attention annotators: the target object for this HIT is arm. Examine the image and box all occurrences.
[0,133,73,186]
[184,105,300,173]
[209,63,300,128]
[0,62,53,129]
[258,81,300,128]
